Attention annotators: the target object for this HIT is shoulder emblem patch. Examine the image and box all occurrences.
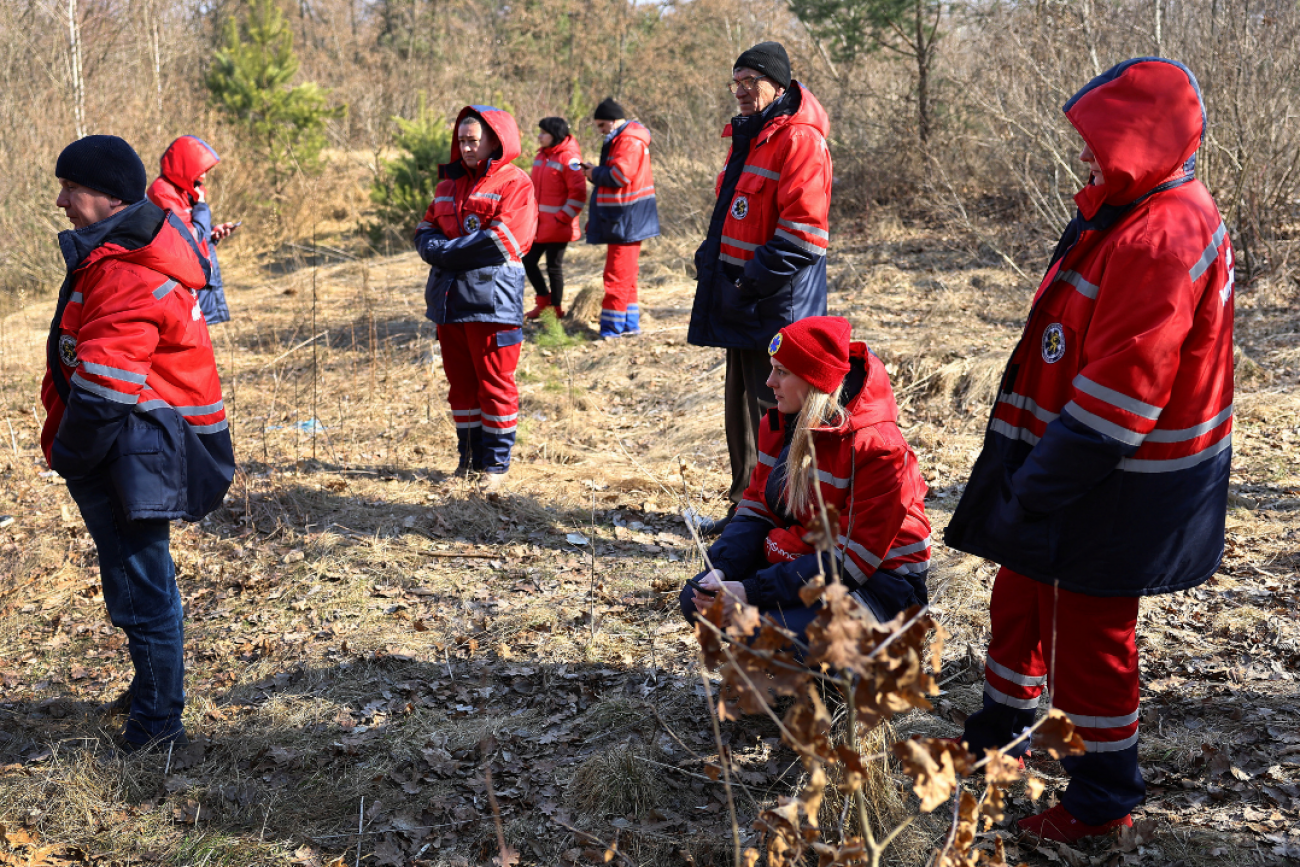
[768,332,782,356]
[463,214,481,233]
[568,158,582,172]
[730,195,749,220]
[1041,323,1065,364]
[58,334,80,368]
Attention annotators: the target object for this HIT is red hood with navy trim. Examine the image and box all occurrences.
[1065,58,1204,219]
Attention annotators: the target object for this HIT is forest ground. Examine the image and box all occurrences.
[0,219,1296,867]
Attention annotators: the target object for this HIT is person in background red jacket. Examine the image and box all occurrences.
[945,58,1234,844]
[415,106,537,490]
[44,136,234,753]
[524,117,585,320]
[147,135,240,326]
[681,317,930,640]
[582,98,660,338]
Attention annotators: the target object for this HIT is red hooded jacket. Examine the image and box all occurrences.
[42,200,233,520]
[706,344,931,611]
[415,106,537,326]
[147,136,220,258]
[531,136,585,244]
[946,59,1234,597]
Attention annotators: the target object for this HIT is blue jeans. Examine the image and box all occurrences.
[68,473,186,745]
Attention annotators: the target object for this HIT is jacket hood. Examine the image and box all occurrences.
[1064,58,1205,220]
[443,105,522,179]
[723,81,831,142]
[160,135,220,191]
[61,199,207,290]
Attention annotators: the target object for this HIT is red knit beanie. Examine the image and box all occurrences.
[767,316,852,394]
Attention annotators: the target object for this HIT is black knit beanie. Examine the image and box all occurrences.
[734,41,792,90]
[538,116,570,142]
[55,135,147,204]
[593,98,626,121]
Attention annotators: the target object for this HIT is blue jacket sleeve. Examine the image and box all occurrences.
[742,235,818,298]
[589,165,624,188]
[436,230,508,272]
[50,383,135,479]
[191,202,214,244]
[742,551,839,610]
[706,515,771,581]
[414,225,450,266]
[1009,409,1132,515]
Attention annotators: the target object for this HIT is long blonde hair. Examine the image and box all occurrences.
[783,382,847,517]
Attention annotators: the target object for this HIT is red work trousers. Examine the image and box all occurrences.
[436,321,522,472]
[599,242,641,337]
[962,567,1144,824]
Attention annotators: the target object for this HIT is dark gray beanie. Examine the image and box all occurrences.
[734,41,792,90]
[593,98,626,121]
[55,135,148,204]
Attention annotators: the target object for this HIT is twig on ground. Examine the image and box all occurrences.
[696,650,742,867]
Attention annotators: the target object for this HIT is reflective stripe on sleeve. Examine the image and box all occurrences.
[1063,401,1147,446]
[190,420,230,434]
[1081,732,1140,752]
[539,205,563,213]
[734,506,775,525]
[152,278,179,300]
[756,450,778,467]
[70,292,84,304]
[81,361,147,385]
[836,534,882,569]
[996,391,1060,424]
[1189,222,1227,282]
[774,228,827,256]
[815,469,850,489]
[1119,432,1232,473]
[989,418,1042,446]
[721,235,760,251]
[718,253,749,267]
[777,219,829,240]
[984,682,1040,710]
[1073,375,1162,420]
[885,536,931,559]
[71,371,138,405]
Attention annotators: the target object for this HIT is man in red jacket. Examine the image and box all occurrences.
[45,135,235,752]
[946,59,1234,843]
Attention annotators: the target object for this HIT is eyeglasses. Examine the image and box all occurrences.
[728,76,769,95]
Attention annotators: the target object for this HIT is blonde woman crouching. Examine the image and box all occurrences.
[681,316,932,643]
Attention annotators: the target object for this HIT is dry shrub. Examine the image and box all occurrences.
[566,285,605,326]
[566,741,667,818]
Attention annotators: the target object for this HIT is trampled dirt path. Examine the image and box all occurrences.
[0,231,1295,866]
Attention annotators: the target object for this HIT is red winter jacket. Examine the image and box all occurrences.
[688,82,833,350]
[147,135,219,257]
[531,136,585,244]
[946,58,1234,597]
[42,200,234,520]
[706,344,931,613]
[416,105,537,326]
[585,121,660,244]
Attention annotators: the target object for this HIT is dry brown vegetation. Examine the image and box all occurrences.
[0,216,1298,864]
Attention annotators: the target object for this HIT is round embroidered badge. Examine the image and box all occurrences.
[463,214,481,233]
[730,195,749,220]
[58,334,79,368]
[1041,323,1066,363]
[768,332,782,356]
[567,158,582,171]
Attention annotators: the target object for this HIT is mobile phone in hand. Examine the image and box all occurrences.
[686,576,717,596]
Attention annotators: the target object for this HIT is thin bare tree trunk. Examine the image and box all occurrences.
[66,0,85,138]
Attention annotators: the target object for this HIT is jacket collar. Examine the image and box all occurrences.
[58,199,161,275]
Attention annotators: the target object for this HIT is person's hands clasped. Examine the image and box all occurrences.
[690,569,749,626]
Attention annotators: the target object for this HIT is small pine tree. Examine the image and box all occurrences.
[206,0,346,186]
[368,94,454,243]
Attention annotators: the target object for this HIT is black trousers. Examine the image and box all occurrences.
[724,347,777,504]
[522,242,568,309]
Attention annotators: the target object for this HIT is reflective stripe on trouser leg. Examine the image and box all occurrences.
[438,323,486,471]
[962,567,1045,758]
[600,242,641,336]
[464,321,522,473]
[1043,584,1143,824]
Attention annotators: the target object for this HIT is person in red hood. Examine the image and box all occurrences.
[680,317,930,642]
[44,135,235,753]
[416,106,537,490]
[147,135,239,326]
[945,59,1234,843]
[524,117,585,320]
[687,42,833,539]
